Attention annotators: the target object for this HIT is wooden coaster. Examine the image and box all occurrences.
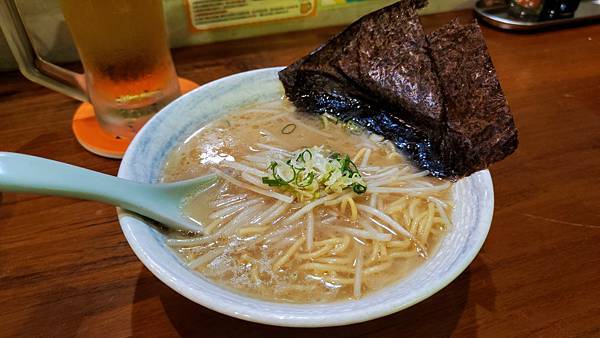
[72,77,199,159]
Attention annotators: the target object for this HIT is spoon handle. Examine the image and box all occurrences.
[0,152,214,232]
[0,152,146,205]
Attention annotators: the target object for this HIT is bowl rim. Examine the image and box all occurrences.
[117,67,494,327]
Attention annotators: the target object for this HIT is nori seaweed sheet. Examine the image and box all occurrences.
[428,19,518,178]
[279,1,518,179]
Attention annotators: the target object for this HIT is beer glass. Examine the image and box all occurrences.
[0,0,180,138]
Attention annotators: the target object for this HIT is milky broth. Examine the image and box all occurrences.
[161,99,453,303]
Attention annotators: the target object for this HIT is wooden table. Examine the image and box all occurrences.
[1,9,599,337]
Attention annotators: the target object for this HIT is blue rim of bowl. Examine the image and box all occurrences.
[117,67,494,327]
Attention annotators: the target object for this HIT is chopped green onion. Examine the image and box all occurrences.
[281,123,297,134]
[353,183,367,194]
[296,149,312,162]
[346,158,359,174]
[262,177,287,187]
[340,155,359,176]
[269,161,296,184]
[296,172,315,187]
[261,146,367,201]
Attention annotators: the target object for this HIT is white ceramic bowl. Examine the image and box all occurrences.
[117,67,494,327]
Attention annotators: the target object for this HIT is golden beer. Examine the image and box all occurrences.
[60,0,180,137]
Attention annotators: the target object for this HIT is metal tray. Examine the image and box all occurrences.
[475,0,600,30]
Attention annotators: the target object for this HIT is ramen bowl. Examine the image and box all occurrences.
[117,67,494,327]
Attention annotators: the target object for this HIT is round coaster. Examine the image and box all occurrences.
[72,77,199,159]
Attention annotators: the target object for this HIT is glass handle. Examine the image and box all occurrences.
[0,0,88,102]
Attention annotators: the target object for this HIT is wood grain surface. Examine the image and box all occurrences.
[1,9,599,338]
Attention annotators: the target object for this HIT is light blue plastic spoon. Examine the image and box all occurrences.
[0,152,216,232]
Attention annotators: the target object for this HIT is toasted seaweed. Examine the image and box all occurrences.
[280,0,442,131]
[279,1,518,179]
[428,19,518,177]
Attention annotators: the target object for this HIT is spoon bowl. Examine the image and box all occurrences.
[0,152,215,232]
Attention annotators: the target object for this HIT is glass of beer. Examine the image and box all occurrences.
[0,0,180,138]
